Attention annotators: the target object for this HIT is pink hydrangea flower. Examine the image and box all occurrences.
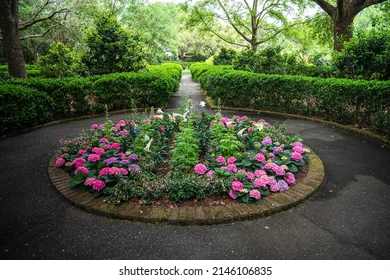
[249,189,261,200]
[226,164,238,173]
[55,157,65,168]
[264,162,276,170]
[246,172,255,181]
[75,166,89,176]
[292,145,304,154]
[262,136,272,145]
[268,176,277,188]
[285,172,296,185]
[254,169,267,177]
[228,190,238,200]
[72,157,86,168]
[194,163,208,175]
[216,156,225,165]
[78,149,86,155]
[272,165,286,176]
[110,143,121,150]
[292,141,303,148]
[92,147,105,155]
[231,180,244,192]
[92,179,106,191]
[87,154,101,163]
[270,183,280,192]
[206,170,215,178]
[253,175,269,188]
[220,117,230,126]
[255,152,265,162]
[227,156,237,165]
[291,151,303,161]
[116,120,127,128]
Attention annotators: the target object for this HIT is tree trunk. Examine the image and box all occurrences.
[333,15,354,51]
[0,0,26,78]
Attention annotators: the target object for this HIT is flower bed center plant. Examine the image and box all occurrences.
[55,107,309,205]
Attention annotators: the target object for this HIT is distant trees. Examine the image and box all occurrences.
[187,0,298,51]
[0,0,68,77]
[312,0,389,50]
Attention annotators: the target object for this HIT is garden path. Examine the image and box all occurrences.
[1,73,390,259]
[168,70,208,111]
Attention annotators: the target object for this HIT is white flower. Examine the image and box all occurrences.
[199,101,206,107]
[237,127,247,138]
[156,108,164,114]
[144,138,153,152]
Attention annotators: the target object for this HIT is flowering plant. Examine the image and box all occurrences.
[55,112,308,204]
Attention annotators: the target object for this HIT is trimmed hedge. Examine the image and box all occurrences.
[190,63,390,138]
[0,84,54,134]
[0,63,182,135]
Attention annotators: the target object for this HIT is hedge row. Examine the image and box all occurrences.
[190,63,390,137]
[0,63,182,135]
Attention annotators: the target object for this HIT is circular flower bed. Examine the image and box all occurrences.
[54,110,309,206]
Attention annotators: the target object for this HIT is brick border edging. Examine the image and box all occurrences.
[48,150,325,225]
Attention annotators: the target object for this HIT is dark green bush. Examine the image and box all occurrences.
[335,30,390,80]
[1,63,181,135]
[233,48,336,78]
[190,63,390,137]
[0,84,54,134]
[83,14,147,75]
[38,42,82,78]
[167,173,209,203]
[214,48,237,65]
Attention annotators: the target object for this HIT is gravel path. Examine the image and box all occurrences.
[1,72,390,259]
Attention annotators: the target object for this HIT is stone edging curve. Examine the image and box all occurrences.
[48,150,325,225]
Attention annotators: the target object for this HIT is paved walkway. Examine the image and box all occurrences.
[1,73,390,259]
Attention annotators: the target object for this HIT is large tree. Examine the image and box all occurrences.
[188,0,299,51]
[0,0,68,78]
[0,0,26,77]
[312,0,389,50]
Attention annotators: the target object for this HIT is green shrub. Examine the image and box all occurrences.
[38,42,81,78]
[167,173,208,203]
[190,63,390,137]
[214,48,237,65]
[83,14,147,75]
[1,63,181,135]
[0,84,54,133]
[171,119,200,172]
[233,48,336,78]
[335,30,390,80]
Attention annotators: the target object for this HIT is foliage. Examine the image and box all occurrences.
[55,111,309,204]
[0,84,54,134]
[83,13,147,74]
[1,63,181,135]
[38,42,82,77]
[171,118,200,172]
[213,48,237,65]
[334,29,390,80]
[233,47,336,78]
[167,173,209,203]
[190,63,390,138]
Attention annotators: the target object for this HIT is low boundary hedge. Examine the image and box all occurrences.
[190,63,390,138]
[0,63,182,135]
